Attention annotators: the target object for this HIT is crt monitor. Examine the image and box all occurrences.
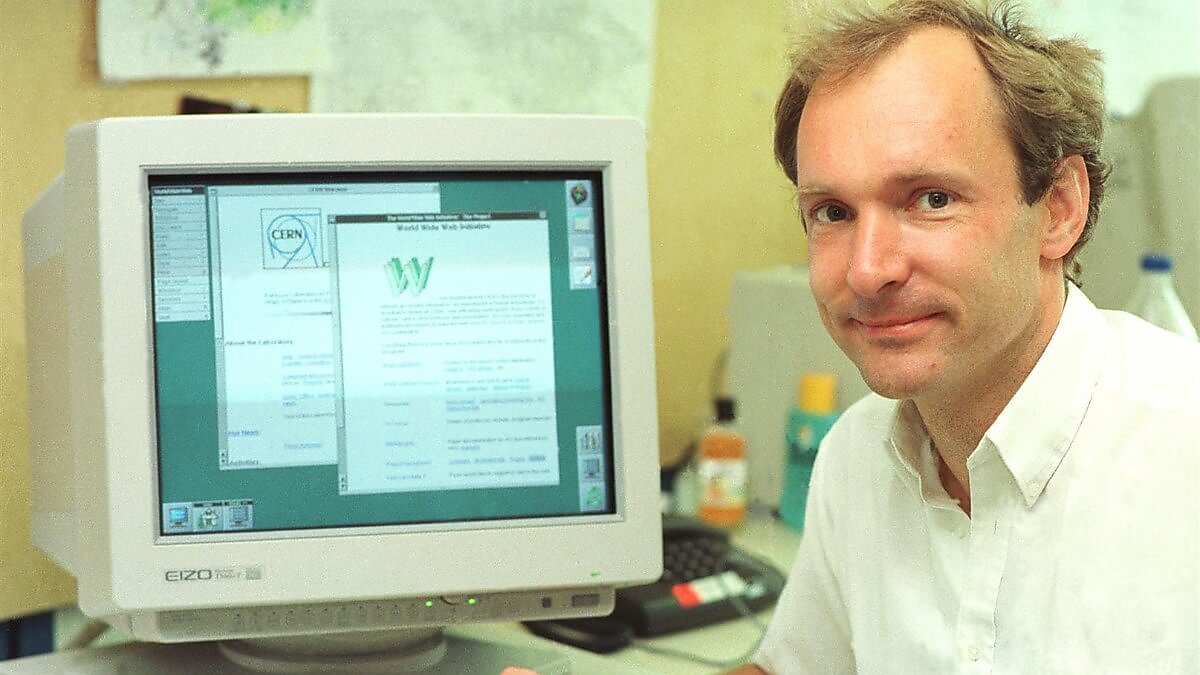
[22,114,661,670]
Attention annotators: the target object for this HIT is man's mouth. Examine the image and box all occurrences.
[852,313,939,341]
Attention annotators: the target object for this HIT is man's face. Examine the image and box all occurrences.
[796,26,1060,403]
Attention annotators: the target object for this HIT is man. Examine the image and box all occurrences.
[735,0,1200,672]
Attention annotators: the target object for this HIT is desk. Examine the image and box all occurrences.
[3,513,800,674]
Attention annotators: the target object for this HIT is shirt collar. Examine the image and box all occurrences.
[887,398,964,508]
[983,284,1108,506]
[885,285,1108,507]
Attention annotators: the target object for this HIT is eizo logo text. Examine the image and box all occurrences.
[164,566,262,582]
[165,569,212,582]
[386,257,434,296]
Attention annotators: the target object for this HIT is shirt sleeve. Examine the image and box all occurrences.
[753,442,856,674]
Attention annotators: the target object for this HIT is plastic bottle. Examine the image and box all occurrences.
[1124,253,1199,341]
[670,458,700,516]
[779,373,839,531]
[696,397,748,528]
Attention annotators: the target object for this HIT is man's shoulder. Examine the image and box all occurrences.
[1097,309,1200,411]
[820,392,898,460]
[809,393,914,537]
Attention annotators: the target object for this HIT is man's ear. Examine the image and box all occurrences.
[1039,154,1089,261]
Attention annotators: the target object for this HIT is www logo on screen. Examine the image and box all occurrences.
[385,257,434,296]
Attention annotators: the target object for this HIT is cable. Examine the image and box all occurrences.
[63,619,110,650]
[709,344,730,404]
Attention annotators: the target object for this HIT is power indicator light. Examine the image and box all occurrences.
[467,598,477,605]
[424,600,434,608]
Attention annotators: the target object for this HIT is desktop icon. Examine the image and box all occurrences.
[576,426,603,454]
[572,212,593,233]
[196,507,223,531]
[168,506,190,527]
[581,485,605,510]
[570,183,589,205]
[582,457,602,481]
[226,504,253,529]
[571,263,595,289]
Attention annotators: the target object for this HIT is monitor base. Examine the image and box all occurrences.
[218,628,570,674]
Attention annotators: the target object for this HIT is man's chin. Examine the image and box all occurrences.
[860,377,918,400]
[854,360,940,401]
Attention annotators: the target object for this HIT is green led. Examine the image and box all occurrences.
[424,600,434,608]
[467,598,477,605]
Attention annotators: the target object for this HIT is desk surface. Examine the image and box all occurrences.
[4,512,800,674]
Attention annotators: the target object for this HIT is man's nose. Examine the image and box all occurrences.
[845,208,909,297]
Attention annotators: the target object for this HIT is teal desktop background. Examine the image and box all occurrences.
[152,172,612,534]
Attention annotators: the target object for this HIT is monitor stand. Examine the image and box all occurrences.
[217,627,570,674]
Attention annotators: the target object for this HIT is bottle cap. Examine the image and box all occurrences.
[714,397,736,422]
[798,373,837,414]
[1141,253,1173,272]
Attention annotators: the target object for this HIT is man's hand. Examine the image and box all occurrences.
[503,660,769,674]
[725,665,769,675]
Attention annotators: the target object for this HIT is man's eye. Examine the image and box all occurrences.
[917,191,954,210]
[812,203,850,223]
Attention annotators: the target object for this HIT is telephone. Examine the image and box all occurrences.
[524,515,785,653]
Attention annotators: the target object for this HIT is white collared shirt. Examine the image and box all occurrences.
[755,286,1200,674]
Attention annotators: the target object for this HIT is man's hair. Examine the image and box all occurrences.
[775,0,1109,284]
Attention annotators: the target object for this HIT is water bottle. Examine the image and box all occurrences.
[1124,254,1199,341]
[779,373,838,531]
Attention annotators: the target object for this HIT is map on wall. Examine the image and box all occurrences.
[98,0,328,81]
[308,0,657,121]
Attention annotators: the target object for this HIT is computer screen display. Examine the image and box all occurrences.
[149,171,616,537]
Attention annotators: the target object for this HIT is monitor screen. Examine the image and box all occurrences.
[23,115,660,667]
[148,171,616,537]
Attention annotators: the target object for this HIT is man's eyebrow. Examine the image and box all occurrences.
[885,169,973,188]
[795,184,833,198]
[795,170,974,199]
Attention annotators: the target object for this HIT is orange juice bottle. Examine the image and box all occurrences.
[696,397,747,528]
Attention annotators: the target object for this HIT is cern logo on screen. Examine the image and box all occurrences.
[261,208,323,269]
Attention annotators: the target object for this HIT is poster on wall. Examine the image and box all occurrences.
[97,0,328,81]
[308,0,657,122]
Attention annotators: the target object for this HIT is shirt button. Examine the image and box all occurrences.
[966,645,982,661]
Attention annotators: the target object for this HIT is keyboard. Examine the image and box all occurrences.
[661,529,730,583]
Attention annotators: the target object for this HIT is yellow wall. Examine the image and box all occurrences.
[0,1,802,619]
[649,1,804,466]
